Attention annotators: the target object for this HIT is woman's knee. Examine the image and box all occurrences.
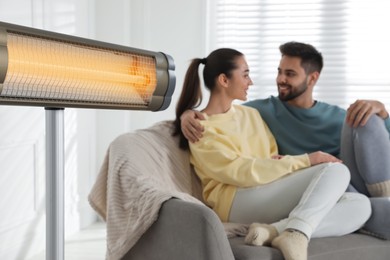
[321,162,351,187]
[343,192,372,223]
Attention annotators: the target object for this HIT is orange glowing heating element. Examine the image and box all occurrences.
[2,33,157,105]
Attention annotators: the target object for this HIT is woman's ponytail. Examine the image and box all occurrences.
[173,58,203,149]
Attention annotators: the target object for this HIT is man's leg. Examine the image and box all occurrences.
[340,115,390,197]
[341,115,390,240]
[362,197,390,240]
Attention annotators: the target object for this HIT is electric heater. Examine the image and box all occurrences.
[0,21,175,110]
[0,21,175,260]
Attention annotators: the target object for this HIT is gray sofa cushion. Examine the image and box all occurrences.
[123,199,235,260]
[308,233,390,260]
[231,233,390,260]
[230,237,283,260]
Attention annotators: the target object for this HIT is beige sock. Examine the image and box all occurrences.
[244,223,278,246]
[367,180,390,197]
[271,230,308,260]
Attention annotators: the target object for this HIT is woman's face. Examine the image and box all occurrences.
[226,56,253,101]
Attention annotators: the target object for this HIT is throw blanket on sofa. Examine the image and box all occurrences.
[88,121,205,260]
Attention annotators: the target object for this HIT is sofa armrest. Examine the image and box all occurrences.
[123,198,235,260]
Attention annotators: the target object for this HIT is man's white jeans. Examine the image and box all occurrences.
[229,162,371,239]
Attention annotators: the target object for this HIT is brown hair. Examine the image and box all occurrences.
[279,41,323,74]
[173,48,244,149]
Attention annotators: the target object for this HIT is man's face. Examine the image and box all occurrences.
[276,55,309,102]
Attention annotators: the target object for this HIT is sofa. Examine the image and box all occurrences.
[89,120,390,260]
[125,199,390,260]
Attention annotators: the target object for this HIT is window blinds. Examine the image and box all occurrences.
[210,0,390,109]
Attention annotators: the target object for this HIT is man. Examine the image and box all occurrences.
[180,41,390,239]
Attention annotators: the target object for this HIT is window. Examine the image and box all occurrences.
[209,0,390,109]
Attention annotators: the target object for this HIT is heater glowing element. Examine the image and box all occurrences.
[0,21,175,110]
[4,33,156,105]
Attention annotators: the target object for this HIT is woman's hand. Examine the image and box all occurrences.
[180,110,205,143]
[308,151,342,165]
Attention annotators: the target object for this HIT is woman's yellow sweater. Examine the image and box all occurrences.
[189,105,310,221]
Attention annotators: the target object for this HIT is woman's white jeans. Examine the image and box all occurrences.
[229,162,371,239]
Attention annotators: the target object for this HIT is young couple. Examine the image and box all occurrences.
[173,42,390,260]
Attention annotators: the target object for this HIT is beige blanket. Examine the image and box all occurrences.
[88,121,204,260]
[88,120,248,260]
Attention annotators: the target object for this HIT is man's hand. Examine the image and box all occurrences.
[180,110,205,143]
[346,99,389,127]
[271,155,284,160]
[308,151,342,166]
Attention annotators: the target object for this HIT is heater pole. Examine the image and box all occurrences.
[45,108,65,260]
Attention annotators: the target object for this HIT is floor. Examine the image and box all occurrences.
[28,222,106,260]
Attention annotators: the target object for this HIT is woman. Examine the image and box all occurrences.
[173,48,371,260]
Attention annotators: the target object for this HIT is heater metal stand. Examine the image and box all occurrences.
[45,107,65,260]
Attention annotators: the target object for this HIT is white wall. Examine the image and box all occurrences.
[0,0,97,259]
[0,0,207,259]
